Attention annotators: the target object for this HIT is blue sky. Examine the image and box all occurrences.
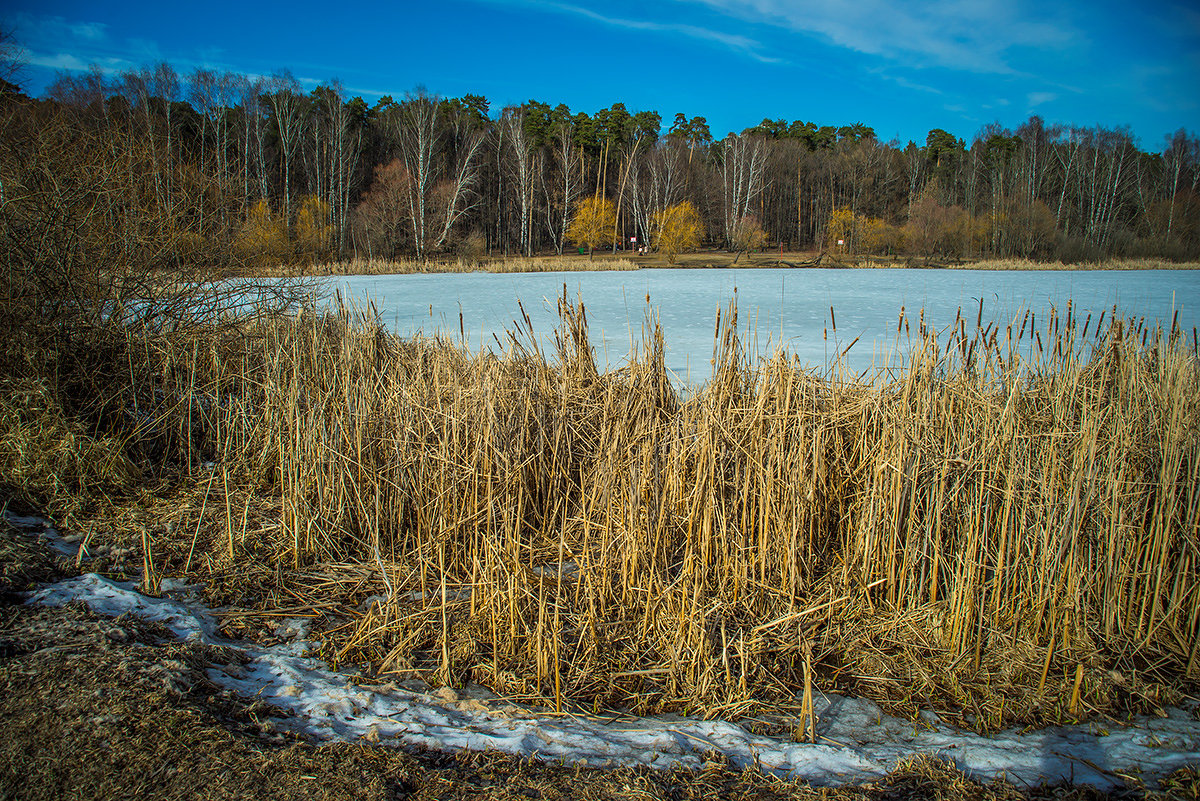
[4,0,1198,149]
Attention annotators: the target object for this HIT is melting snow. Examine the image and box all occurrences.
[3,511,78,557]
[24,573,1200,790]
[9,513,1199,790]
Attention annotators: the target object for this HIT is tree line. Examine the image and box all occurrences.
[5,60,1199,269]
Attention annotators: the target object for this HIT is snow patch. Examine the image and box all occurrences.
[24,573,1200,790]
[3,510,76,557]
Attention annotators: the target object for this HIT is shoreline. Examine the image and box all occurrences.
[248,254,1200,279]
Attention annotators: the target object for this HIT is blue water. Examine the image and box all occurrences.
[325,268,1200,382]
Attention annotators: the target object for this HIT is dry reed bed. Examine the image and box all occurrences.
[253,256,641,277]
[130,295,1200,728]
[949,257,1200,271]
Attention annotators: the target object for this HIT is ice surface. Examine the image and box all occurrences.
[25,573,1200,790]
[328,268,1200,380]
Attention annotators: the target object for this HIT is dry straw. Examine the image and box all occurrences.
[120,290,1199,726]
[254,256,640,277]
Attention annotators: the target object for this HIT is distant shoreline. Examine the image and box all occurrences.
[251,252,1200,278]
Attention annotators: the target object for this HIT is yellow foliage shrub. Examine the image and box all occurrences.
[295,195,333,259]
[652,201,703,263]
[827,208,901,255]
[567,195,617,258]
[236,199,292,266]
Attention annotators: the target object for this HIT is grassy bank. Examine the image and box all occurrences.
[253,252,1200,276]
[5,293,1199,733]
[945,257,1200,271]
[256,255,642,277]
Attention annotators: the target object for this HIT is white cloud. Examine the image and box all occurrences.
[470,0,782,63]
[11,13,251,85]
[869,69,944,94]
[564,2,783,63]
[6,9,427,102]
[69,22,108,41]
[1026,91,1057,108]
[9,13,132,78]
[22,52,92,72]
[682,0,1076,73]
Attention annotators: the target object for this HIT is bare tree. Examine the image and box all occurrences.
[543,120,581,254]
[629,143,686,248]
[265,71,305,221]
[501,106,535,256]
[238,77,270,203]
[236,76,267,204]
[1053,128,1081,234]
[434,110,485,254]
[119,68,164,208]
[902,141,925,220]
[0,25,24,90]
[147,63,180,202]
[1163,129,1199,246]
[720,134,767,248]
[392,90,484,259]
[305,82,362,255]
[393,92,436,258]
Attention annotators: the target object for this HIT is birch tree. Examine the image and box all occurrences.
[501,106,535,256]
[265,72,304,221]
[238,76,269,204]
[307,82,362,255]
[719,134,767,249]
[541,115,580,254]
[1163,129,1199,247]
[393,90,484,258]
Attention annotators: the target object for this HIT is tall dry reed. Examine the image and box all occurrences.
[255,256,640,277]
[127,292,1200,725]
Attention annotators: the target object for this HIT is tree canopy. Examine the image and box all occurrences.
[8,55,1197,266]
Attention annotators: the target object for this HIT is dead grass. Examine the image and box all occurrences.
[949,258,1200,271]
[260,249,828,275]
[35,291,1189,735]
[0,378,141,519]
[253,252,1200,276]
[260,254,641,277]
[0,581,1185,799]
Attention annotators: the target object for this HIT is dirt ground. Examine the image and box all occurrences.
[1,524,1196,801]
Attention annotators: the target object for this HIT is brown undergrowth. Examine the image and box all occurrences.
[0,525,1186,799]
[5,597,1158,800]
[7,292,1200,733]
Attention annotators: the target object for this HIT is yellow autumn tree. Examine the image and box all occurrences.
[236,199,292,265]
[652,201,703,264]
[860,216,902,255]
[566,194,616,260]
[295,195,332,260]
[827,208,901,256]
[826,208,858,253]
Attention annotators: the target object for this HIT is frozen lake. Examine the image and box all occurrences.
[324,268,1200,381]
